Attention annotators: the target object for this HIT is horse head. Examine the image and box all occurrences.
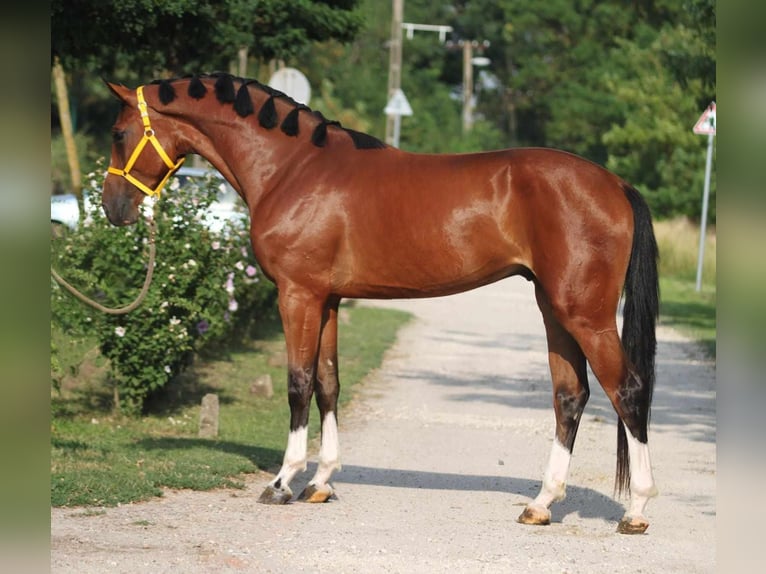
[102,81,185,226]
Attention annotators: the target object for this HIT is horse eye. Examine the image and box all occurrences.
[112,130,126,143]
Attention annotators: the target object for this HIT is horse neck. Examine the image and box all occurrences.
[171,105,310,205]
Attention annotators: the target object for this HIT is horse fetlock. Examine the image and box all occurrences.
[543,478,567,503]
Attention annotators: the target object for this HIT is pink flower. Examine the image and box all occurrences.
[245,265,257,277]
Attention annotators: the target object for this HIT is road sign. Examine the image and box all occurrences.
[384,89,413,117]
[692,102,716,291]
[268,67,312,105]
[693,102,716,135]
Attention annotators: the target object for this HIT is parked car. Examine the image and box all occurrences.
[50,166,248,234]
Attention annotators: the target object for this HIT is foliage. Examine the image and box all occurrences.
[51,0,364,78]
[51,166,277,414]
[51,305,411,507]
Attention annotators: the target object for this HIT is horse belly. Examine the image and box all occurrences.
[334,220,527,299]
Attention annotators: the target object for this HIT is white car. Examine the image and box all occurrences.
[50,166,247,234]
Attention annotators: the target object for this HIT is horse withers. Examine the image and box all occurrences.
[101,74,659,534]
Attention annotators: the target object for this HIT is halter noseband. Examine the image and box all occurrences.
[107,85,185,198]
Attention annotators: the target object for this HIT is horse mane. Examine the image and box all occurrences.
[148,73,387,150]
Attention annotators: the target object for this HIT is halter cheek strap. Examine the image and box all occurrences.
[107,85,185,198]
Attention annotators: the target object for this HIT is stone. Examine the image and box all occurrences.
[250,374,274,398]
[198,393,219,438]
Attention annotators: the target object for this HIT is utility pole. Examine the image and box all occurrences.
[462,41,474,133]
[445,39,490,133]
[385,0,404,146]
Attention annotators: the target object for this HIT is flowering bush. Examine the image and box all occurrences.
[51,164,277,414]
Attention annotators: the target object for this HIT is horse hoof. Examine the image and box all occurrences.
[517,504,551,526]
[257,485,293,505]
[298,483,335,503]
[616,516,649,534]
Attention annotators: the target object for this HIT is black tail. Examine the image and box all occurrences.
[615,184,660,496]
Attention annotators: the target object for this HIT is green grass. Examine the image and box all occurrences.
[659,276,716,358]
[51,304,411,507]
[654,218,716,358]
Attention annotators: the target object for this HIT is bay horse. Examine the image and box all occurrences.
[102,73,659,534]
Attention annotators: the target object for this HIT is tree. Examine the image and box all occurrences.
[51,0,364,78]
[51,0,366,192]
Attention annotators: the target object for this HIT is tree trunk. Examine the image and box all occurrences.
[52,57,81,196]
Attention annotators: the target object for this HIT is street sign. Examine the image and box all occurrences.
[693,102,716,135]
[384,89,413,117]
[268,67,312,105]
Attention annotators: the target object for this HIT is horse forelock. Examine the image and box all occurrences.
[147,73,386,150]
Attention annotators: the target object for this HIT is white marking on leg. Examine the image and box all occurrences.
[623,421,658,518]
[532,437,571,508]
[311,412,341,486]
[271,426,308,490]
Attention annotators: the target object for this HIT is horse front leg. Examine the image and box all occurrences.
[258,286,324,505]
[519,285,590,526]
[299,297,342,503]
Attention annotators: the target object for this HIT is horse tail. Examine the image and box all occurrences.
[615,183,660,496]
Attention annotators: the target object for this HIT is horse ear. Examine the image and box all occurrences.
[103,80,134,105]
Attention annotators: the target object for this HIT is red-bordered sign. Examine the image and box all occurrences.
[693,102,716,135]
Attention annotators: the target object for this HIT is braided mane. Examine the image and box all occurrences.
[149,73,387,150]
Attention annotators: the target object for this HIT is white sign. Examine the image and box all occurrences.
[268,67,312,105]
[693,102,716,135]
[384,88,413,117]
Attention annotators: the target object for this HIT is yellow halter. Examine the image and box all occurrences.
[107,86,185,197]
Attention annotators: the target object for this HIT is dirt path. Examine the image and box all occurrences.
[51,278,716,573]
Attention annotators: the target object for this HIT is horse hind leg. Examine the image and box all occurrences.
[298,298,342,503]
[558,308,658,534]
[519,285,590,526]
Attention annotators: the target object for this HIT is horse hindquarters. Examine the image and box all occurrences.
[521,182,659,533]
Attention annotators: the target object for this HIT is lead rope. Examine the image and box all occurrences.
[50,214,158,315]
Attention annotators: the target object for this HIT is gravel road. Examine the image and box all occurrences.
[51,277,716,573]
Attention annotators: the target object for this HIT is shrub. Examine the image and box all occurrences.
[51,164,277,414]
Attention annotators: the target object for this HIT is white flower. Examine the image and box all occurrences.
[187,259,196,267]
[212,241,221,250]
[164,365,171,374]
[224,272,235,295]
[114,326,126,337]
[169,316,181,326]
[228,298,239,312]
[235,261,244,271]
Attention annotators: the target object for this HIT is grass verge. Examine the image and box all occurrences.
[51,303,411,507]
[653,218,716,359]
[659,276,716,358]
